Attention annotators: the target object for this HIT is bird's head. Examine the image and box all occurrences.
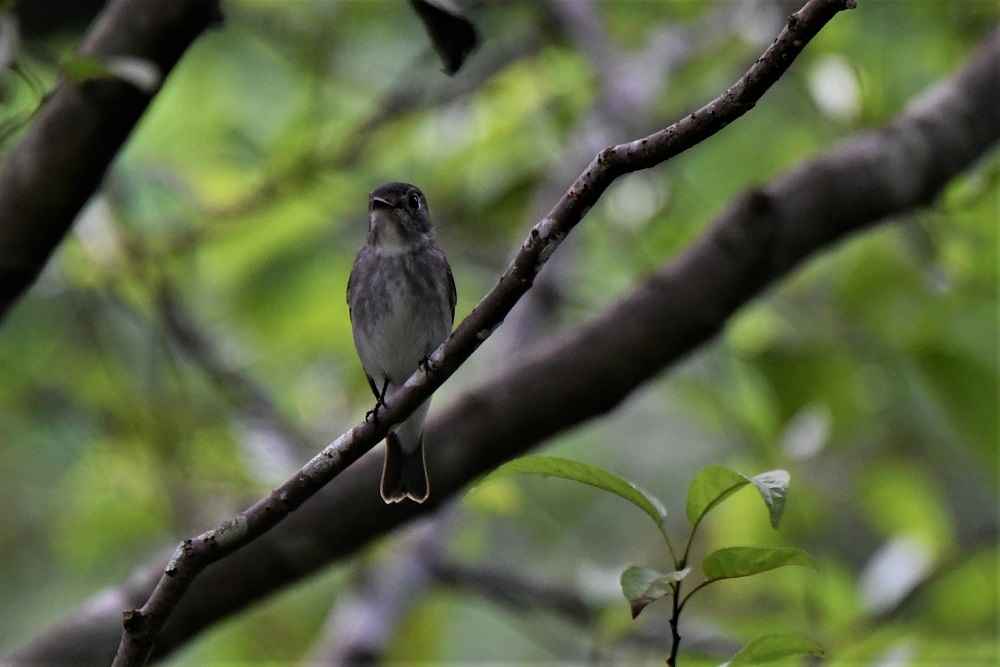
[368,182,433,251]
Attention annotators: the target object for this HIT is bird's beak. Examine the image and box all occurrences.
[371,196,394,211]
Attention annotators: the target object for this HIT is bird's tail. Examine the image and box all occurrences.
[380,433,429,503]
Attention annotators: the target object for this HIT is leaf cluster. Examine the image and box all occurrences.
[485,457,821,664]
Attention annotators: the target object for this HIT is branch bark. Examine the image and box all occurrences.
[7,20,999,667]
[0,0,222,320]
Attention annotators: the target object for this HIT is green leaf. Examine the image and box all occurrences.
[685,466,791,530]
[410,0,479,75]
[686,465,748,527]
[620,565,690,619]
[727,633,824,664]
[483,455,667,529]
[747,470,790,529]
[702,547,817,581]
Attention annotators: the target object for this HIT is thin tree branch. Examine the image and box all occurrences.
[0,0,222,320]
[9,20,999,667]
[496,0,756,352]
[156,284,315,475]
[109,2,855,665]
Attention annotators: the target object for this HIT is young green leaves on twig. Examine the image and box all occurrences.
[481,456,820,665]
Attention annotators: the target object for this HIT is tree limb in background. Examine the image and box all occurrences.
[8,20,999,667]
[0,0,222,320]
[105,2,855,665]
[14,0,106,38]
[156,284,315,476]
[427,556,746,660]
[308,510,736,664]
[304,515,448,665]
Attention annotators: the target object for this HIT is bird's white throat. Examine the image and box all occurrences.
[371,212,420,256]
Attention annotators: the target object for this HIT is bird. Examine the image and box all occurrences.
[347,182,456,504]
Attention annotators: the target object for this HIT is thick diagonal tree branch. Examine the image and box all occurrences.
[109,1,855,665]
[0,0,222,320]
[9,20,1000,667]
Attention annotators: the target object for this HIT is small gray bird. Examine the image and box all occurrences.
[347,182,456,503]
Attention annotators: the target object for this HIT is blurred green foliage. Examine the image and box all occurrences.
[1,0,997,664]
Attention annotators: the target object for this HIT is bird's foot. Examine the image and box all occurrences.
[366,397,389,425]
[366,378,390,425]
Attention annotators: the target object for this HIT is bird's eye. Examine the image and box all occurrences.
[407,192,422,211]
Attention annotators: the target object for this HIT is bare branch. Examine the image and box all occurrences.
[0,0,222,320]
[108,2,855,664]
[156,285,314,475]
[498,0,759,350]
